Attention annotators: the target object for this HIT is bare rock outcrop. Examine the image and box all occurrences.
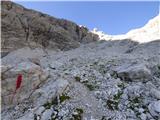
[1,1,99,53]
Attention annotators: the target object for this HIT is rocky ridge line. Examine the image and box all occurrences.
[92,15,160,43]
[1,1,99,54]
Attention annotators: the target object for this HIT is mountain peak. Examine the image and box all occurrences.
[126,15,160,42]
[92,15,160,43]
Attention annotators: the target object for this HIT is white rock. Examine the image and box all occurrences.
[35,106,45,115]
[56,79,69,95]
[140,113,147,120]
[150,88,160,100]
[50,61,64,69]
[41,109,52,120]
[154,101,160,113]
[148,100,160,118]
[17,112,34,120]
[139,108,144,113]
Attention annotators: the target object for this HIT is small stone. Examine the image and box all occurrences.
[15,106,19,111]
[139,108,144,113]
[154,101,160,113]
[41,109,52,120]
[35,106,45,115]
[94,91,101,96]
[105,73,111,79]
[148,100,160,118]
[16,112,34,120]
[140,113,147,120]
[150,88,160,100]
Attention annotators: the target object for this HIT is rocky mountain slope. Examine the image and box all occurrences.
[1,1,160,120]
[1,1,98,54]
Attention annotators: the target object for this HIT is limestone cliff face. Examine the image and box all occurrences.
[1,1,99,53]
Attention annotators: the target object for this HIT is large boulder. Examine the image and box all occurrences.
[115,64,151,81]
[1,61,49,109]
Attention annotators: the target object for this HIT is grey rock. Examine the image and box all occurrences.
[148,100,160,118]
[154,101,160,113]
[41,109,52,120]
[35,106,45,115]
[140,113,147,120]
[139,108,145,113]
[17,112,34,120]
[116,64,151,81]
[1,1,98,53]
[1,61,49,108]
[150,88,160,100]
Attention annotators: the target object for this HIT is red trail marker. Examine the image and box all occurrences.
[11,74,23,103]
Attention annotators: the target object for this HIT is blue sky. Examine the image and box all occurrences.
[15,1,159,35]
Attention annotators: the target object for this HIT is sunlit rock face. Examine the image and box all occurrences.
[126,15,160,43]
[92,15,160,43]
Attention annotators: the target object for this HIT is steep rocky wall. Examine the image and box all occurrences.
[1,1,99,53]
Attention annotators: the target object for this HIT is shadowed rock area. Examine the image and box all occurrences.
[1,1,98,53]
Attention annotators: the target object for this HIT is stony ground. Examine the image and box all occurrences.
[1,39,160,120]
